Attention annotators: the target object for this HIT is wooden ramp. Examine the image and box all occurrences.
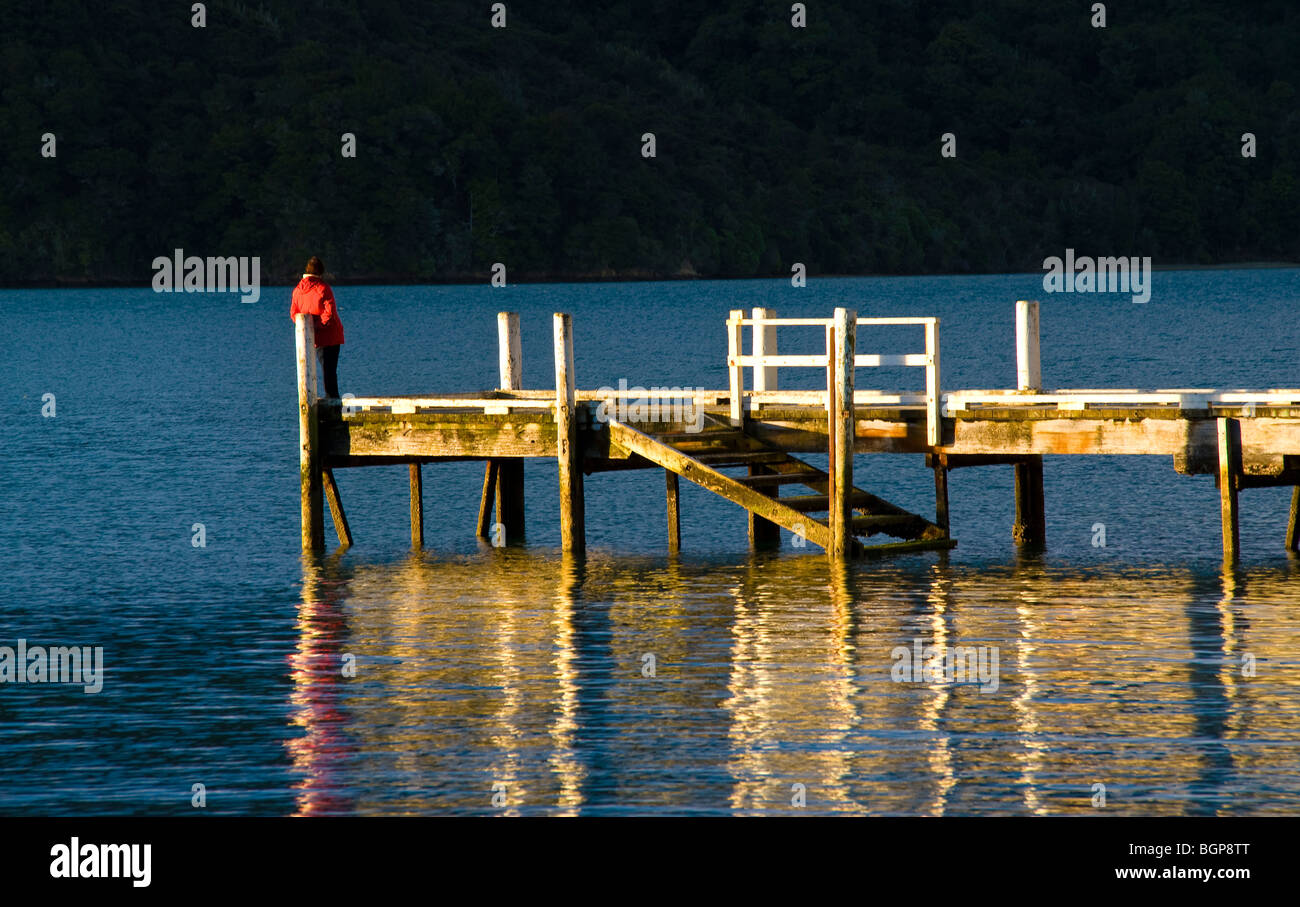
[607,418,955,557]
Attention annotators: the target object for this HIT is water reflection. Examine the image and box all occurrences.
[288,549,1300,815]
[288,553,357,816]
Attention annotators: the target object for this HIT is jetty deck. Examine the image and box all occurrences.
[295,303,1300,563]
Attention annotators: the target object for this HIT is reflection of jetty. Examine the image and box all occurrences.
[295,302,1300,562]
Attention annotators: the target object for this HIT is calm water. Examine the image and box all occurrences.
[2,270,1299,815]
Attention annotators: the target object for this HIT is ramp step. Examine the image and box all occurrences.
[851,514,923,534]
[655,430,743,442]
[735,473,823,488]
[694,451,791,466]
[782,491,879,512]
[858,537,958,557]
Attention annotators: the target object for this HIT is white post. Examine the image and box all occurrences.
[829,307,856,560]
[554,313,584,552]
[295,314,322,551]
[1016,300,1041,392]
[728,309,745,424]
[752,307,777,394]
[498,311,522,390]
[925,318,941,447]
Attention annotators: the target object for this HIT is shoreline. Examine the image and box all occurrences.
[3,261,1296,291]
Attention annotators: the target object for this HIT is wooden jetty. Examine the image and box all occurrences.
[294,301,1300,563]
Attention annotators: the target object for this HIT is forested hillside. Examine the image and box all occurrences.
[2,0,1297,283]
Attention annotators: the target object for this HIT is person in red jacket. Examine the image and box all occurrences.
[289,256,345,399]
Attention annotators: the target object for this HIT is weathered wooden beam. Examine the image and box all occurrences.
[295,314,324,552]
[608,420,837,550]
[554,313,585,553]
[1012,456,1045,548]
[1287,486,1300,553]
[409,462,424,550]
[322,468,352,548]
[829,307,856,559]
[1218,418,1241,564]
[665,469,681,554]
[477,460,498,539]
[320,415,557,459]
[493,312,526,542]
[930,452,1028,469]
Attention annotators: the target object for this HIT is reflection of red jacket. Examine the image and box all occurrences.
[290,276,344,347]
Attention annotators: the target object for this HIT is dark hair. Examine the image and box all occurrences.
[304,256,324,276]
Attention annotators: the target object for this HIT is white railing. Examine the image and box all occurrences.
[944,389,1300,414]
[726,308,941,445]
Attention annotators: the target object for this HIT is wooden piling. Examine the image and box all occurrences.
[1217,418,1241,564]
[665,469,681,554]
[477,460,499,539]
[295,314,324,552]
[1012,457,1045,548]
[748,306,781,547]
[322,468,352,548]
[554,313,585,553]
[493,312,526,542]
[933,461,950,534]
[748,464,782,549]
[1287,486,1300,553]
[409,463,424,549]
[829,307,856,559]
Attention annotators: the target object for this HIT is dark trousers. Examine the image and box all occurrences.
[322,345,341,398]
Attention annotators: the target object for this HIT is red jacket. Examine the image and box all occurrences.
[290,276,344,347]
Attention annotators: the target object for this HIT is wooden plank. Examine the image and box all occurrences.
[851,514,922,534]
[322,468,352,548]
[665,469,681,554]
[295,314,324,552]
[342,396,553,411]
[736,473,823,488]
[694,451,790,466]
[1016,300,1041,391]
[1218,418,1241,564]
[780,491,880,512]
[829,307,856,559]
[554,313,585,553]
[1287,485,1300,553]
[477,460,498,539]
[409,463,424,550]
[607,420,835,550]
[321,419,557,459]
[1012,456,1045,548]
[858,537,958,558]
